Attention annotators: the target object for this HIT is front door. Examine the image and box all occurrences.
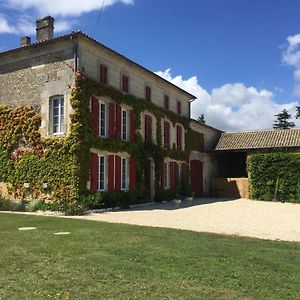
[190,160,203,197]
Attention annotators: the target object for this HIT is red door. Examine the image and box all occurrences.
[190,160,203,197]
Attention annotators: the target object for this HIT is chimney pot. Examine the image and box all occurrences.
[36,16,54,42]
[20,36,31,47]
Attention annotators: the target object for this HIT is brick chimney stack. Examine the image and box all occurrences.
[20,36,31,47]
[36,16,54,42]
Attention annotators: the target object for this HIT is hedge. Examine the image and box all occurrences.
[247,152,300,203]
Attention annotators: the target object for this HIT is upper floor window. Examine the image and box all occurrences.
[145,85,151,102]
[122,75,129,93]
[163,121,170,149]
[176,125,183,150]
[98,155,106,191]
[122,109,129,141]
[100,64,108,84]
[144,114,153,142]
[177,101,182,115]
[99,102,107,137]
[164,95,169,110]
[121,157,128,190]
[52,96,64,135]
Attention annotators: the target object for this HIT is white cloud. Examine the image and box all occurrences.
[0,0,134,36]
[3,0,134,17]
[156,69,300,132]
[282,33,300,96]
[0,14,16,33]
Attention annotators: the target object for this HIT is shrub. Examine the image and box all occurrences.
[247,152,300,203]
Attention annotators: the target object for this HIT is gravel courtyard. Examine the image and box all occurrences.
[70,198,300,242]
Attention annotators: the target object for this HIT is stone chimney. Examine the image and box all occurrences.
[20,36,31,47]
[36,16,54,42]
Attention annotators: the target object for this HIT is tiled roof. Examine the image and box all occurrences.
[214,128,300,151]
[0,31,196,100]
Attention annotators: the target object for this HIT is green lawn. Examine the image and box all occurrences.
[0,213,299,300]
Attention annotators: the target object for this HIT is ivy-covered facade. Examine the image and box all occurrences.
[0,17,218,211]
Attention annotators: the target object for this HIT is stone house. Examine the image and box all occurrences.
[0,16,220,204]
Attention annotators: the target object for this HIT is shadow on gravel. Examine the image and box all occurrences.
[120,197,239,212]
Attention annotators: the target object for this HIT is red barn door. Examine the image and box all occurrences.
[190,160,203,197]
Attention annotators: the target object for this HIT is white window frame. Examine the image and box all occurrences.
[98,100,108,138]
[121,157,128,191]
[164,162,170,189]
[122,108,129,141]
[98,155,106,191]
[51,96,64,135]
[178,163,182,184]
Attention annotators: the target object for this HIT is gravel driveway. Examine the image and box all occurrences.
[70,198,300,242]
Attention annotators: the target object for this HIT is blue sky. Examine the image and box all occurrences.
[1,0,300,131]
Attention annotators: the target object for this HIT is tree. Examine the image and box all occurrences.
[197,114,206,124]
[296,106,300,119]
[273,109,295,130]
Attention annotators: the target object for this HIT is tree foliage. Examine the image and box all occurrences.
[273,109,295,130]
[197,114,206,124]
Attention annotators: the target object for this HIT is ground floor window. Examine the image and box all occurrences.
[164,162,170,189]
[98,155,106,191]
[121,157,128,190]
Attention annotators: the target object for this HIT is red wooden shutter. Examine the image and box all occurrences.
[161,162,165,190]
[122,75,129,93]
[115,104,122,140]
[91,153,99,192]
[91,96,99,135]
[115,155,121,190]
[145,86,151,101]
[108,103,115,139]
[144,115,148,141]
[100,64,108,84]
[170,162,174,190]
[164,121,170,149]
[130,110,135,142]
[129,157,137,189]
[108,155,115,192]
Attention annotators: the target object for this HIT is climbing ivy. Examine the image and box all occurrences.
[247,152,300,203]
[0,72,205,212]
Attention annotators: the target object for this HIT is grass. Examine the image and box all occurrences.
[0,213,299,299]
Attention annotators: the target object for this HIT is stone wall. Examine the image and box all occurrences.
[0,42,75,136]
[212,178,250,198]
[78,38,192,118]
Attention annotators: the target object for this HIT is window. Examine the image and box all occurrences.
[177,101,182,115]
[164,95,169,110]
[164,162,170,189]
[122,75,129,93]
[98,155,106,191]
[178,163,182,184]
[145,85,151,102]
[52,96,64,134]
[164,121,170,149]
[176,125,183,150]
[121,158,127,190]
[99,103,106,137]
[144,115,152,142]
[100,64,108,84]
[122,109,128,141]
